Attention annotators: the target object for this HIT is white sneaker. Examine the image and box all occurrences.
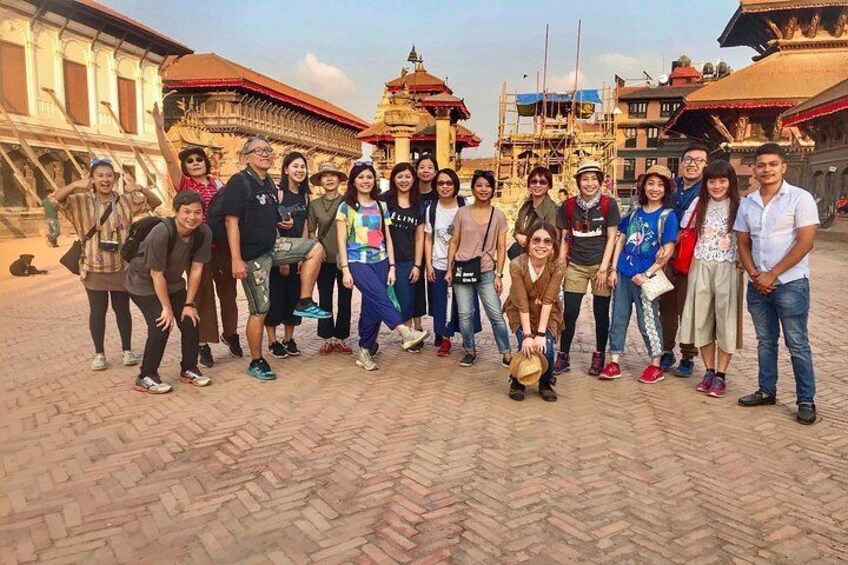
[122,350,138,366]
[399,327,430,351]
[91,353,107,371]
[134,375,173,394]
[355,348,378,371]
[180,368,211,387]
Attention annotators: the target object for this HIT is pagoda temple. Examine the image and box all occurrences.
[668,0,848,191]
[357,47,480,178]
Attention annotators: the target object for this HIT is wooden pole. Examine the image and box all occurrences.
[41,88,96,160]
[0,142,42,205]
[100,101,158,182]
[0,101,60,205]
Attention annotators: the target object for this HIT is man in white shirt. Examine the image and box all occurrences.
[733,143,819,425]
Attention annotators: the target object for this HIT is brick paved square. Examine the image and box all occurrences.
[1,238,847,563]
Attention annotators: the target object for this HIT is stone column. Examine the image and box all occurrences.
[434,107,451,171]
[383,88,418,168]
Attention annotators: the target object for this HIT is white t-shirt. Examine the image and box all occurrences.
[424,202,459,271]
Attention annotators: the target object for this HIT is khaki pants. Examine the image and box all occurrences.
[196,245,239,343]
[659,264,698,358]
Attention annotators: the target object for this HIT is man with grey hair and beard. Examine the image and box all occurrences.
[222,135,330,381]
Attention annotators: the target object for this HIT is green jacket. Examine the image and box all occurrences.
[513,194,559,239]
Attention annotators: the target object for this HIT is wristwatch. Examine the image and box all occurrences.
[533,330,546,337]
[185,302,196,308]
[495,272,504,278]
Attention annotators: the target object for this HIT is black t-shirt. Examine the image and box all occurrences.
[386,199,423,263]
[556,197,621,266]
[220,168,279,261]
[277,187,309,238]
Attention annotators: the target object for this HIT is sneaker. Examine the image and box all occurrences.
[797,402,817,425]
[436,339,452,357]
[134,374,172,394]
[222,333,244,358]
[696,370,716,392]
[268,341,288,359]
[674,358,694,378]
[247,358,276,381]
[707,376,726,398]
[407,343,423,353]
[509,378,526,401]
[459,352,476,367]
[399,327,430,351]
[501,354,512,368]
[292,300,332,319]
[283,339,301,357]
[122,350,138,367]
[355,348,378,371]
[180,368,211,387]
[369,342,380,358]
[598,362,621,380]
[638,365,665,384]
[198,344,214,368]
[319,341,335,355]
[539,382,558,402]
[659,351,676,371]
[553,351,570,375]
[588,351,605,376]
[434,335,443,347]
[91,353,107,371]
[334,341,353,354]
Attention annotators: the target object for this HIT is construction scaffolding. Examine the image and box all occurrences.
[494,82,618,206]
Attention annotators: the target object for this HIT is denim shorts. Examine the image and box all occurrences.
[242,237,316,315]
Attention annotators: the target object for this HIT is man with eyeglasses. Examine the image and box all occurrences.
[222,136,330,381]
[658,144,709,378]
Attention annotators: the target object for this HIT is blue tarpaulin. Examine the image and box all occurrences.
[516,90,601,118]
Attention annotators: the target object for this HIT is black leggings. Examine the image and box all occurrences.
[85,289,132,353]
[560,292,611,354]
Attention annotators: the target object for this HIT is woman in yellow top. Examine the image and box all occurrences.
[52,158,161,371]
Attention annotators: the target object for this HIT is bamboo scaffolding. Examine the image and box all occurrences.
[0,101,60,205]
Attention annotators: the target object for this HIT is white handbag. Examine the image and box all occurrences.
[641,270,674,302]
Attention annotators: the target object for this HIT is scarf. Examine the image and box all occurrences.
[577,192,601,211]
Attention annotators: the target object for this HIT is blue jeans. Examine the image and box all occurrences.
[393,260,416,321]
[608,275,664,359]
[453,270,511,354]
[747,279,816,404]
[516,328,555,386]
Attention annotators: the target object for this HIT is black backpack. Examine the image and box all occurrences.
[121,216,203,263]
[207,174,262,244]
[427,195,466,228]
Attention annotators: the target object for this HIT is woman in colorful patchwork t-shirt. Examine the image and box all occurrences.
[336,162,430,371]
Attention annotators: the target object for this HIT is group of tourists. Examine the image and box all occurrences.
[51,121,821,423]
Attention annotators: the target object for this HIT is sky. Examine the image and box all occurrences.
[103,0,755,157]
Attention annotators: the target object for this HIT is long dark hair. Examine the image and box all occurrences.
[434,168,461,198]
[344,162,381,210]
[636,173,675,208]
[524,221,561,263]
[386,162,420,208]
[280,151,310,195]
[415,154,439,192]
[697,160,740,233]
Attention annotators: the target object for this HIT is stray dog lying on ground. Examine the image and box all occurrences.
[9,254,48,277]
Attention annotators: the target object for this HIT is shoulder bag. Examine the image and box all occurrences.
[452,208,494,285]
[60,201,113,275]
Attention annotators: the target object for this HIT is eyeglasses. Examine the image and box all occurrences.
[682,156,707,165]
[354,160,373,167]
[436,180,455,186]
[530,236,554,246]
[249,147,274,156]
[90,157,112,167]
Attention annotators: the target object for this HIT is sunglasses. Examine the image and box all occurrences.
[354,160,373,167]
[530,236,554,246]
[529,178,549,185]
[436,180,455,186]
[184,156,206,164]
[90,157,112,167]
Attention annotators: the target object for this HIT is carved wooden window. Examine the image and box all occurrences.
[0,41,28,115]
[628,102,647,119]
[63,60,90,126]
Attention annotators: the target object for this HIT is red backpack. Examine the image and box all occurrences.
[563,195,611,261]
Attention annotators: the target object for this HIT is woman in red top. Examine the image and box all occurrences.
[153,103,241,367]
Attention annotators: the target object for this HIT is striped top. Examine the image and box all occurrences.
[53,191,150,277]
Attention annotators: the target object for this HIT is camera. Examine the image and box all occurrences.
[99,240,121,253]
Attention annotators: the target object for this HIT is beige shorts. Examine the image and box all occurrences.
[563,262,611,297]
[679,258,741,353]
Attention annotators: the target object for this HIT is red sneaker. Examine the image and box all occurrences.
[333,341,353,354]
[598,362,622,380]
[436,339,452,357]
[638,365,665,384]
[319,342,335,355]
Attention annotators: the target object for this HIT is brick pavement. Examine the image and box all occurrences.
[1,238,847,564]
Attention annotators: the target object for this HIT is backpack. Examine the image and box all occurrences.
[427,196,466,230]
[207,174,259,244]
[121,216,203,264]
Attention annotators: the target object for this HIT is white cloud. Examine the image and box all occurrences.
[595,52,666,83]
[294,53,354,100]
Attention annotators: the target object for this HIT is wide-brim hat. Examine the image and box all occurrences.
[310,162,348,185]
[574,159,605,181]
[509,350,550,386]
[642,164,674,190]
